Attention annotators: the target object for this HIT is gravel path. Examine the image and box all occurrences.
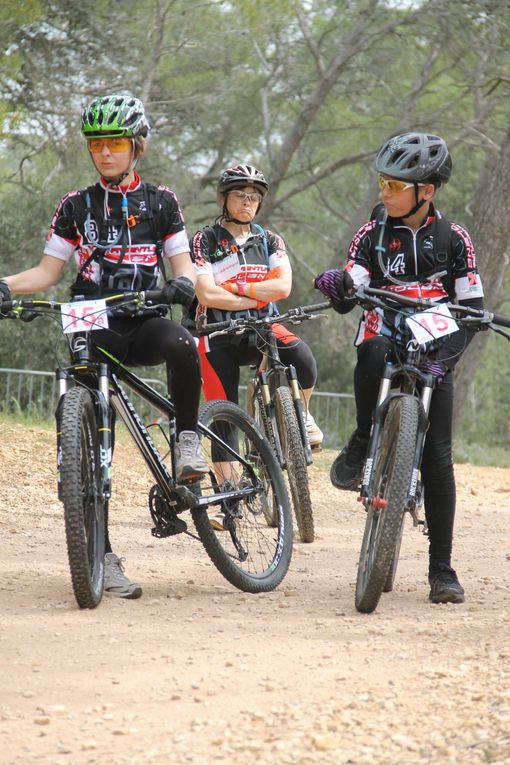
[1,422,509,765]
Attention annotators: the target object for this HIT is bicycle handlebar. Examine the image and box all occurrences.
[197,300,333,338]
[0,289,166,318]
[354,285,510,331]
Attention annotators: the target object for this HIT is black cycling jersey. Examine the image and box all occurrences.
[44,174,189,295]
[345,203,484,366]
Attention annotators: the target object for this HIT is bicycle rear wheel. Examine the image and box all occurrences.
[194,400,293,593]
[60,386,106,608]
[274,386,314,543]
[355,396,418,613]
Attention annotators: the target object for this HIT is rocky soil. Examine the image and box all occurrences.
[1,422,509,765]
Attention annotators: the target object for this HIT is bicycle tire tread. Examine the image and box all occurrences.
[275,386,314,543]
[355,396,419,613]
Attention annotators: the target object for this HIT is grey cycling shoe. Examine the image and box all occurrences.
[104,553,142,599]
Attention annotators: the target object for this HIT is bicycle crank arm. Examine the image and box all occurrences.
[173,483,258,510]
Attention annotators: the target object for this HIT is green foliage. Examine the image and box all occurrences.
[2,0,510,451]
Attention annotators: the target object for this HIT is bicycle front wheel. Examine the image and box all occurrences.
[60,386,106,609]
[194,400,293,593]
[274,386,314,543]
[355,396,419,614]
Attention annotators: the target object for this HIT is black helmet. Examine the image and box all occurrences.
[375,132,452,187]
[217,164,269,196]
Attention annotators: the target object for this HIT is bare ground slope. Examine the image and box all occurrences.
[1,422,509,765]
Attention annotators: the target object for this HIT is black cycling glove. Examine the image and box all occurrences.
[0,280,12,317]
[162,276,196,308]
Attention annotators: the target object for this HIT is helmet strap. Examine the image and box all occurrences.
[401,183,428,219]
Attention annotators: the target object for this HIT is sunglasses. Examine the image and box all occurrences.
[230,190,262,204]
[377,176,425,193]
[87,137,132,154]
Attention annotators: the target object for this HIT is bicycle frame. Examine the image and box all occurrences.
[56,337,259,516]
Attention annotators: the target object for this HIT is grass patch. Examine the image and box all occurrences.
[454,440,510,468]
[0,411,54,432]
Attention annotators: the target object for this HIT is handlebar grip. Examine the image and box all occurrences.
[144,289,165,303]
[197,319,234,336]
[491,312,510,329]
[299,300,332,313]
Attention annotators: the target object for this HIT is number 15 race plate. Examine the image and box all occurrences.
[405,303,459,345]
[60,299,109,334]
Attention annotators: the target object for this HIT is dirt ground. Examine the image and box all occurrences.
[1,421,509,765]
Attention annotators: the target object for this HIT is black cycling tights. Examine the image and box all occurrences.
[354,336,456,569]
[91,316,202,554]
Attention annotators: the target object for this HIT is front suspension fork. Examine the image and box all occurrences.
[360,371,433,515]
[55,364,113,501]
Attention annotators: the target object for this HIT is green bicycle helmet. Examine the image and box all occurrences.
[81,94,150,139]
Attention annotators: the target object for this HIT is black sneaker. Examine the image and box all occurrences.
[428,563,465,604]
[330,430,369,491]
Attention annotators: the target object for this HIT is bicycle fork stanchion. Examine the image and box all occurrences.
[97,363,113,500]
[55,369,68,501]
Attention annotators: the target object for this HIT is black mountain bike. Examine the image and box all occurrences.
[198,301,330,543]
[351,285,510,613]
[1,291,293,608]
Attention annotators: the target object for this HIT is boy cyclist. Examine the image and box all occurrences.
[315,132,484,604]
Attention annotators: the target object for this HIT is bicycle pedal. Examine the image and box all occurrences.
[210,516,227,531]
[151,515,188,538]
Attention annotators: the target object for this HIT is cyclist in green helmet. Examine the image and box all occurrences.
[0,94,208,599]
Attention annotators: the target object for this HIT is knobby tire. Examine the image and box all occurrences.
[193,400,293,593]
[60,386,106,609]
[355,396,419,613]
[274,386,314,543]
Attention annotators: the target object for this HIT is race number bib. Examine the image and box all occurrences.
[406,303,459,344]
[61,299,109,334]
[212,253,241,284]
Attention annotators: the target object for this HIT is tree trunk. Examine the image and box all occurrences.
[453,125,510,431]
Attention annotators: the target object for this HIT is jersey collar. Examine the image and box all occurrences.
[99,172,141,193]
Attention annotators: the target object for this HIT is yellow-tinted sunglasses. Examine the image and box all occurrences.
[87,137,132,154]
[378,176,425,193]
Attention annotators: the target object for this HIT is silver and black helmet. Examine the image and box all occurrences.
[375,132,452,187]
[217,164,269,196]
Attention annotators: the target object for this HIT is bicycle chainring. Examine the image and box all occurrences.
[149,484,187,538]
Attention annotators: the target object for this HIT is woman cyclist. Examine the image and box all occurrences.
[314,132,484,605]
[189,163,323,448]
[0,93,207,599]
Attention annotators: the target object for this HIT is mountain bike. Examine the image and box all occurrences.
[351,285,510,613]
[0,291,293,608]
[198,301,331,543]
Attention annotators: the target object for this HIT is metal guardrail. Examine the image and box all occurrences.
[0,368,355,449]
[0,367,167,425]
